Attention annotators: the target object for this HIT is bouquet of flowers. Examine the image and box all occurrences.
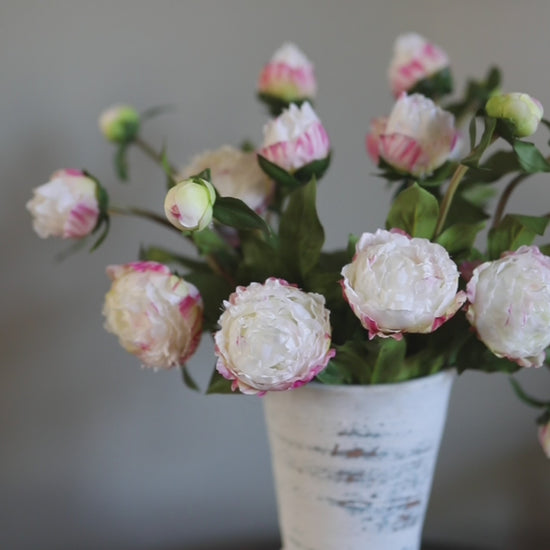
[27,34,550,457]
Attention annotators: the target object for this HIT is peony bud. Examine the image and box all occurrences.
[388,33,450,97]
[485,93,544,138]
[99,104,140,143]
[259,102,330,173]
[538,421,550,458]
[258,42,317,103]
[103,261,203,369]
[214,278,335,395]
[368,93,459,178]
[164,178,216,232]
[180,146,274,214]
[466,246,550,368]
[26,169,101,239]
[341,229,466,339]
[365,117,388,165]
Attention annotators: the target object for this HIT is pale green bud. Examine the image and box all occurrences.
[485,93,543,138]
[99,104,140,143]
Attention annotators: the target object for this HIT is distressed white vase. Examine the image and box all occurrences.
[263,370,455,550]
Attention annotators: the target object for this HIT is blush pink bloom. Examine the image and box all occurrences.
[538,422,550,458]
[368,93,459,178]
[214,278,335,395]
[26,169,100,239]
[258,42,317,102]
[466,246,550,368]
[341,229,465,340]
[259,102,330,172]
[103,261,203,370]
[180,146,274,214]
[388,33,450,97]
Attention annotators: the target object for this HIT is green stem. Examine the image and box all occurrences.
[491,174,529,229]
[109,206,179,233]
[134,136,179,183]
[434,164,469,238]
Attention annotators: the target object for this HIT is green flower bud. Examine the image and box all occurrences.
[485,93,543,138]
[99,104,140,143]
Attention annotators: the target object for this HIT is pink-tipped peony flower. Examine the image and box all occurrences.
[180,146,274,214]
[485,92,544,138]
[538,422,550,458]
[259,102,330,172]
[388,33,450,97]
[99,104,140,143]
[164,178,216,232]
[26,169,100,239]
[466,246,550,368]
[368,93,459,178]
[214,278,335,395]
[258,42,317,103]
[103,261,203,369]
[341,229,466,340]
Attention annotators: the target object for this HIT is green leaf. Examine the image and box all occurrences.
[257,92,311,117]
[316,340,372,385]
[257,154,302,189]
[455,335,520,374]
[294,152,332,183]
[512,140,550,173]
[408,66,453,99]
[436,222,486,255]
[444,193,489,228]
[89,217,110,252]
[114,144,129,181]
[371,338,407,384]
[181,367,200,392]
[237,232,288,283]
[468,116,477,150]
[213,196,271,237]
[192,227,231,255]
[279,178,325,279]
[460,184,497,208]
[488,214,550,259]
[206,368,238,394]
[461,117,497,168]
[192,168,211,183]
[386,182,439,239]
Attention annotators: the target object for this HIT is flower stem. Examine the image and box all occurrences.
[109,206,179,233]
[134,136,179,183]
[434,164,469,238]
[491,174,529,229]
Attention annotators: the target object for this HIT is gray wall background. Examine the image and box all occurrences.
[2,1,550,549]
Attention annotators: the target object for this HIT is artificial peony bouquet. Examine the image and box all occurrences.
[28,34,550,456]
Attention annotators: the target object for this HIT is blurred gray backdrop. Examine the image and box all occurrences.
[2,1,550,549]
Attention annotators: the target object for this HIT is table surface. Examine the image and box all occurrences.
[186,542,493,550]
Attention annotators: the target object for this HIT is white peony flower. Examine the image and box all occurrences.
[466,246,550,368]
[214,278,335,395]
[26,169,100,239]
[103,261,203,369]
[259,102,330,172]
[258,42,317,102]
[341,229,466,339]
[388,33,450,96]
[373,93,459,178]
[180,146,274,214]
[164,178,216,232]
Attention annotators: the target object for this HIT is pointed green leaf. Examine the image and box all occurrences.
[213,196,271,237]
[488,214,550,259]
[386,182,439,239]
[181,367,200,392]
[257,154,302,189]
[140,104,176,121]
[370,338,407,384]
[206,368,238,394]
[512,140,550,173]
[279,178,325,279]
[316,340,372,385]
[89,217,110,252]
[462,117,497,168]
[294,152,331,183]
[436,222,486,255]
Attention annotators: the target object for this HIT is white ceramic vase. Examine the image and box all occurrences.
[263,370,455,550]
